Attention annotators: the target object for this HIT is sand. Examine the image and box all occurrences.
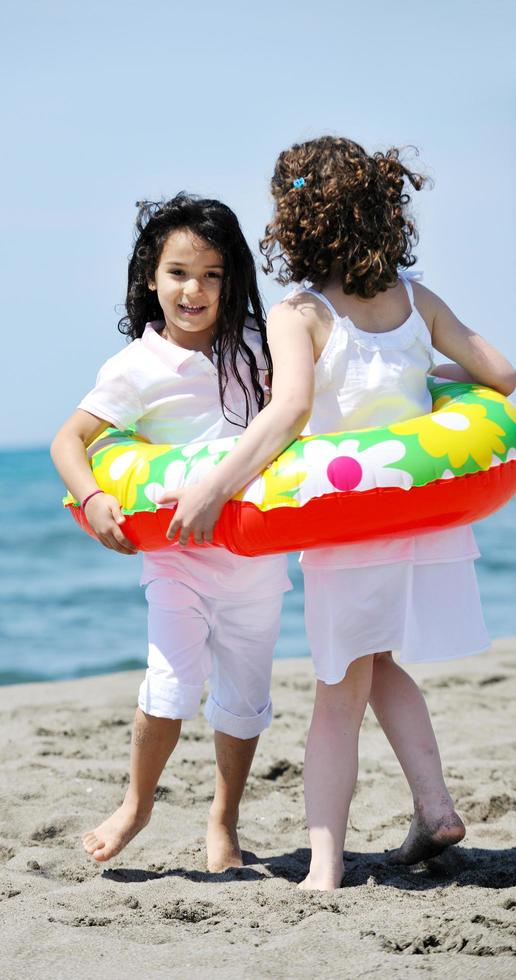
[1,638,515,979]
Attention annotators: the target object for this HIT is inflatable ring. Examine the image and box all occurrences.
[65,379,516,556]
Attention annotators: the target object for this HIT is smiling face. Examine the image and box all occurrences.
[148,228,224,350]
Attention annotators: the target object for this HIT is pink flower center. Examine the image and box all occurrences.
[327,455,362,491]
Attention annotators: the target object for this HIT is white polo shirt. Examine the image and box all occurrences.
[78,321,291,598]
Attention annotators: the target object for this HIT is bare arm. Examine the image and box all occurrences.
[51,410,137,554]
[204,304,315,496]
[161,302,316,544]
[429,363,476,382]
[414,283,516,396]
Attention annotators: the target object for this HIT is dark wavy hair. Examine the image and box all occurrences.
[260,136,428,298]
[118,193,271,426]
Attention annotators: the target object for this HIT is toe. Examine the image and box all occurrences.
[83,831,106,855]
[82,831,98,845]
[93,835,121,861]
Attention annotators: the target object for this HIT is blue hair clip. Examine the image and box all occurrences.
[292,177,305,188]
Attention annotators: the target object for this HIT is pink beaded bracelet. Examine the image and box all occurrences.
[81,489,105,511]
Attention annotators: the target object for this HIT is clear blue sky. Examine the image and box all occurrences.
[1,0,515,447]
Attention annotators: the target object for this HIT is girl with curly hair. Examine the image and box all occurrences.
[51,194,292,870]
[169,138,515,890]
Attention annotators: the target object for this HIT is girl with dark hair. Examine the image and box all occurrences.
[168,138,515,891]
[51,194,291,870]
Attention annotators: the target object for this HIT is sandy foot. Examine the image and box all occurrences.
[385,810,466,866]
[206,812,243,872]
[298,861,345,891]
[82,800,152,862]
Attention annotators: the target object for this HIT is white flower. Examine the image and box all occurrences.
[108,450,138,480]
[207,436,239,455]
[181,436,238,459]
[145,459,187,506]
[431,412,470,432]
[241,475,266,505]
[144,454,220,507]
[185,455,219,484]
[298,437,412,504]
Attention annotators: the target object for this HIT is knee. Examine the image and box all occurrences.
[315,675,371,724]
[373,651,393,668]
[314,689,367,733]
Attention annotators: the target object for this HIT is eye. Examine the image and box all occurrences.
[206,272,223,280]
[169,269,184,277]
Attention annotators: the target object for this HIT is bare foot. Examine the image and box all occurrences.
[82,799,152,862]
[386,809,466,866]
[206,809,242,872]
[298,861,345,891]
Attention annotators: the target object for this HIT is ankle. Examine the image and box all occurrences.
[123,788,155,817]
[309,853,345,877]
[307,858,345,889]
[208,802,239,828]
[413,793,457,824]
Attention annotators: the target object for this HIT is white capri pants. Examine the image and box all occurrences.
[138,579,284,739]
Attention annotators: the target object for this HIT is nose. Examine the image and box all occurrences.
[183,277,203,297]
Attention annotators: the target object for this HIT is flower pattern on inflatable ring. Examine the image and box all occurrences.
[143,455,218,508]
[260,450,308,509]
[390,404,507,470]
[298,438,411,505]
[206,436,239,455]
[470,387,516,424]
[234,450,308,510]
[432,393,455,412]
[144,459,187,506]
[93,445,166,511]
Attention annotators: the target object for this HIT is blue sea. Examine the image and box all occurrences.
[1,448,515,686]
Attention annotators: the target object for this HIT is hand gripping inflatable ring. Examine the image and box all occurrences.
[64,379,516,556]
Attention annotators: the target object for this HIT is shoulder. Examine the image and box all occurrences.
[412,282,450,324]
[411,282,458,338]
[267,293,327,336]
[265,300,319,366]
[95,336,161,386]
[96,338,141,374]
[79,339,148,425]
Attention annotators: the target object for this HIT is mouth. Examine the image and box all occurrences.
[178,303,206,316]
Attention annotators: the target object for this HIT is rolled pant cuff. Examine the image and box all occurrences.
[138,672,202,720]
[204,695,273,739]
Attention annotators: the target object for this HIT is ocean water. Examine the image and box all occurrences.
[0,448,515,685]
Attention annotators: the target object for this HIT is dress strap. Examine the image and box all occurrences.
[284,282,340,320]
[304,287,340,321]
[398,270,434,362]
[399,273,415,308]
[398,269,424,309]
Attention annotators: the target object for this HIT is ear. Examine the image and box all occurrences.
[148,280,157,292]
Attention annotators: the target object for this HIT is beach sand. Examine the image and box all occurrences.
[1,639,515,979]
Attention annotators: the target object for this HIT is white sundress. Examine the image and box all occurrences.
[294,274,490,683]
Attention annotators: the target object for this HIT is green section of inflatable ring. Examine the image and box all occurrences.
[64,380,516,515]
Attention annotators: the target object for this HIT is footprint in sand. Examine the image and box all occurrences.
[459,793,514,823]
[261,760,303,784]
[160,899,221,922]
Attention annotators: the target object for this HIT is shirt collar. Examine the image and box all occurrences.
[142,321,202,371]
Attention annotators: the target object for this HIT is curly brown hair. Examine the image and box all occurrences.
[260,136,428,298]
